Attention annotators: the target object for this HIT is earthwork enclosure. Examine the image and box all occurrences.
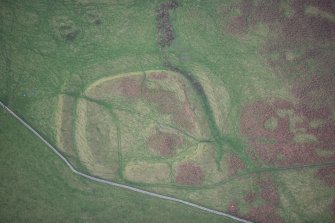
[1,0,335,222]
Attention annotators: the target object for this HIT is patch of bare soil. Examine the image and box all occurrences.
[175,162,204,186]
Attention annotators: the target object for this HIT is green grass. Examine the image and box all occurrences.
[0,110,238,223]
[1,0,335,222]
[164,0,289,170]
[276,170,335,223]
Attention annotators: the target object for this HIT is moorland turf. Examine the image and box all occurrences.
[1,0,335,222]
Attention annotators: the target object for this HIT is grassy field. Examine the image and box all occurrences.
[0,111,238,223]
[1,0,335,222]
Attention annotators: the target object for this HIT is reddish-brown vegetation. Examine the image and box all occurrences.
[244,192,257,204]
[316,56,335,79]
[240,100,277,138]
[308,0,335,14]
[228,153,246,176]
[243,174,283,223]
[240,95,335,166]
[174,102,195,131]
[225,16,248,35]
[230,0,335,81]
[292,74,335,150]
[294,105,330,120]
[257,174,280,205]
[251,0,282,25]
[245,205,283,223]
[292,73,335,110]
[227,174,283,223]
[310,123,335,148]
[119,77,142,98]
[272,98,294,110]
[240,98,293,142]
[182,102,195,126]
[238,0,253,16]
[238,0,283,26]
[143,87,195,132]
[315,166,335,187]
[289,0,306,15]
[156,1,178,48]
[118,74,198,133]
[279,15,335,45]
[149,72,168,80]
[175,162,204,186]
[143,88,177,113]
[147,132,181,157]
[281,143,320,165]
